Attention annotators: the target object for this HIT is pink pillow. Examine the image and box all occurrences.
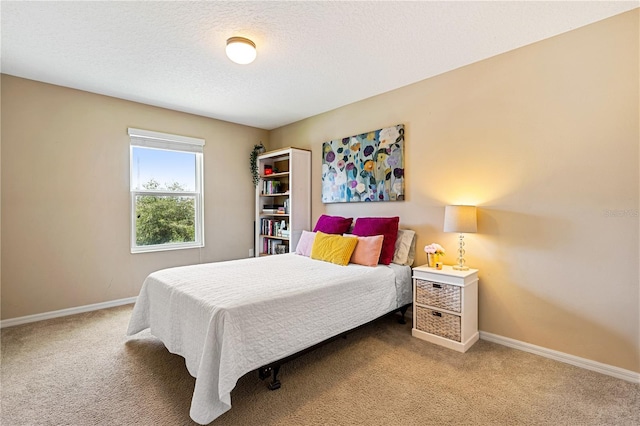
[313,214,353,235]
[352,217,399,265]
[295,230,316,256]
[345,234,384,267]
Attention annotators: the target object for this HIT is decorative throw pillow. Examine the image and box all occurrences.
[310,231,358,266]
[295,230,316,257]
[406,232,417,266]
[313,214,353,235]
[352,217,400,265]
[344,234,384,267]
[392,229,416,265]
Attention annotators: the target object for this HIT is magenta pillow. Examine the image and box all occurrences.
[313,214,353,235]
[352,217,400,265]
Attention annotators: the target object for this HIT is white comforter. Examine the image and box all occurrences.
[127,254,406,425]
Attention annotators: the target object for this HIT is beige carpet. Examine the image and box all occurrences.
[1,305,638,425]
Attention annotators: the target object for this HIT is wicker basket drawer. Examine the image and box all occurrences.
[415,279,461,312]
[416,306,461,342]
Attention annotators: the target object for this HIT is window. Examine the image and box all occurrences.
[129,128,204,253]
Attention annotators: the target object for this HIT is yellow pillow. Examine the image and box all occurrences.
[310,231,358,266]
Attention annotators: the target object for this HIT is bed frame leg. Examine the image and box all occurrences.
[398,305,409,324]
[259,365,282,390]
[258,366,271,381]
[268,365,281,390]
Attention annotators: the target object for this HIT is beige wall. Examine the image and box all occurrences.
[1,11,638,373]
[270,10,640,372]
[1,75,268,319]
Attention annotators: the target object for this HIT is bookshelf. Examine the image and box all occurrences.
[255,147,311,256]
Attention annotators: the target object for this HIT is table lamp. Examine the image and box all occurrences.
[443,205,477,270]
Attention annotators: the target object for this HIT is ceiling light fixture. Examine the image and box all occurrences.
[225,37,257,65]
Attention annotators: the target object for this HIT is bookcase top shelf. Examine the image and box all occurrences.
[258,147,311,159]
[261,171,289,179]
[260,234,290,241]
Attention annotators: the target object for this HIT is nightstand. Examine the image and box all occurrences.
[412,265,479,352]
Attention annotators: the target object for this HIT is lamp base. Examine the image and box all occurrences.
[453,234,470,271]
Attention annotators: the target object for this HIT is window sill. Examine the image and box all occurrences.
[131,243,204,254]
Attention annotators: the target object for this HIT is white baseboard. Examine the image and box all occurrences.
[480,331,640,384]
[0,297,137,329]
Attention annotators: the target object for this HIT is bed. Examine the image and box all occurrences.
[127,252,412,425]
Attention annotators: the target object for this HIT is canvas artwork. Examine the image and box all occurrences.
[321,124,404,203]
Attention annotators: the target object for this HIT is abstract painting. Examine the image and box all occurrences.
[321,124,404,203]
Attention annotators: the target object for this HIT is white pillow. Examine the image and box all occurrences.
[295,230,316,256]
[392,229,416,266]
[406,232,417,266]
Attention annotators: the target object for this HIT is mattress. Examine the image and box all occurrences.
[127,253,411,424]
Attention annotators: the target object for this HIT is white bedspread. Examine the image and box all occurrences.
[127,254,407,425]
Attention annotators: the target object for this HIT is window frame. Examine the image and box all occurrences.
[128,128,205,254]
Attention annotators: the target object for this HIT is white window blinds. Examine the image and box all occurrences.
[128,128,205,153]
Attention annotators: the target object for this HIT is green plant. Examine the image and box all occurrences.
[250,142,265,187]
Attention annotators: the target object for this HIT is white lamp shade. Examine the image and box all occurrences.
[226,37,256,64]
[443,205,477,233]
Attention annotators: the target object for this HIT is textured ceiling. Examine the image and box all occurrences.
[1,1,637,130]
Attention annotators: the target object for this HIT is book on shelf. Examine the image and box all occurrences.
[260,218,288,237]
[262,204,284,214]
[262,180,282,195]
[263,238,285,255]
